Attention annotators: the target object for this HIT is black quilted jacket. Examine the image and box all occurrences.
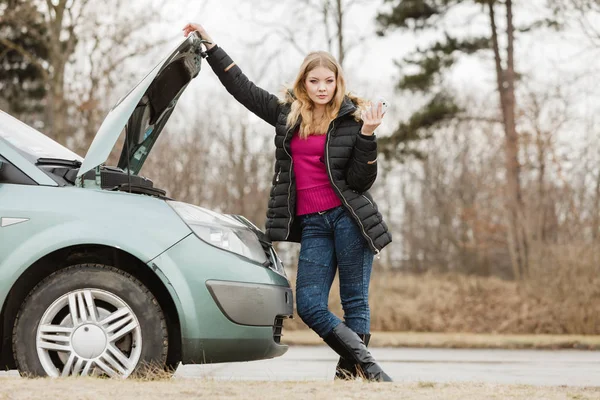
[206,46,392,253]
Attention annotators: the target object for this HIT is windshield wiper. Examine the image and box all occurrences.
[36,158,82,168]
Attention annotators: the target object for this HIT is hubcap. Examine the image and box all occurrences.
[72,324,107,359]
[36,289,143,378]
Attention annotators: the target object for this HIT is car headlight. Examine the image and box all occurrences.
[234,214,287,278]
[167,200,268,265]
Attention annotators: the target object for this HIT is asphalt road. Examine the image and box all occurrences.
[1,346,598,386]
[176,346,600,387]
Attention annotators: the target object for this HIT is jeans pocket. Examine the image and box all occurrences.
[300,214,316,229]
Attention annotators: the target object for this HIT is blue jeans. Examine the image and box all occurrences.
[295,206,374,338]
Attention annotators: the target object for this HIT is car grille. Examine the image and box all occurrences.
[273,316,285,344]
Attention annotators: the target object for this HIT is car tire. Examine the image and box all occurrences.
[12,263,169,378]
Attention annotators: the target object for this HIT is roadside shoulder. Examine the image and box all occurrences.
[282,330,600,350]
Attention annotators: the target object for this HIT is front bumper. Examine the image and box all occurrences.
[183,281,293,364]
[148,233,293,364]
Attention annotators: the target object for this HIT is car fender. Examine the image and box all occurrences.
[0,219,191,310]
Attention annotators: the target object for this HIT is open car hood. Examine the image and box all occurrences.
[77,33,204,178]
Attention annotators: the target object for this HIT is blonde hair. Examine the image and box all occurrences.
[285,51,347,139]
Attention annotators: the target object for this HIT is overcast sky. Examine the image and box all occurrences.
[111,0,600,144]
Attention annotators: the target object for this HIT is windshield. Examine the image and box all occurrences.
[0,111,83,164]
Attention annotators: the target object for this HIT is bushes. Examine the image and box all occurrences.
[284,249,600,334]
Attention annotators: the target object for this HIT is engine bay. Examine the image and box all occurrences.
[38,163,168,198]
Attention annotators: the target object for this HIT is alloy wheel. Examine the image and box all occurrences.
[36,289,142,378]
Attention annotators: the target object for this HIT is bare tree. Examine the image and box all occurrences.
[249,0,371,67]
[140,117,215,207]
[485,0,529,279]
[1,0,185,146]
[68,0,181,153]
[549,0,600,47]
[140,90,274,230]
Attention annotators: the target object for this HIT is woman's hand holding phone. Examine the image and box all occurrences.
[360,98,388,136]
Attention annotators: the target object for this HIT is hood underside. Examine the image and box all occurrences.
[78,33,204,178]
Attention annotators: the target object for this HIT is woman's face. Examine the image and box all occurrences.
[304,66,336,107]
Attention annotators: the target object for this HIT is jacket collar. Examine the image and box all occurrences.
[337,96,357,120]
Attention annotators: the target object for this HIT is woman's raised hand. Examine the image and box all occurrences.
[182,23,216,50]
[360,102,385,136]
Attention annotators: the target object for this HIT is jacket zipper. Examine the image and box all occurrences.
[282,125,296,240]
[325,121,380,256]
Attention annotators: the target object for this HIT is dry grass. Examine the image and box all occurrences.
[0,378,598,400]
[281,330,600,350]
[283,271,600,335]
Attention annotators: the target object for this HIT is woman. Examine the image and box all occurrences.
[183,23,392,382]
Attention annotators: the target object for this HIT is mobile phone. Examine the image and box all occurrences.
[371,97,389,114]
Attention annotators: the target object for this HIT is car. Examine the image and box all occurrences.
[0,33,293,378]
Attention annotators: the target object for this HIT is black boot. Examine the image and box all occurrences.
[324,323,392,382]
[334,333,370,380]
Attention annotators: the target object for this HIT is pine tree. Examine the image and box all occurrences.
[0,0,49,122]
[376,0,559,278]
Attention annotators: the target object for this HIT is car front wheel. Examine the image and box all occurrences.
[13,264,168,378]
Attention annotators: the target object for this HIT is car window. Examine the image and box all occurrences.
[0,111,82,163]
[0,155,36,185]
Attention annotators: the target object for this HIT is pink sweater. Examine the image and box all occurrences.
[290,130,342,216]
